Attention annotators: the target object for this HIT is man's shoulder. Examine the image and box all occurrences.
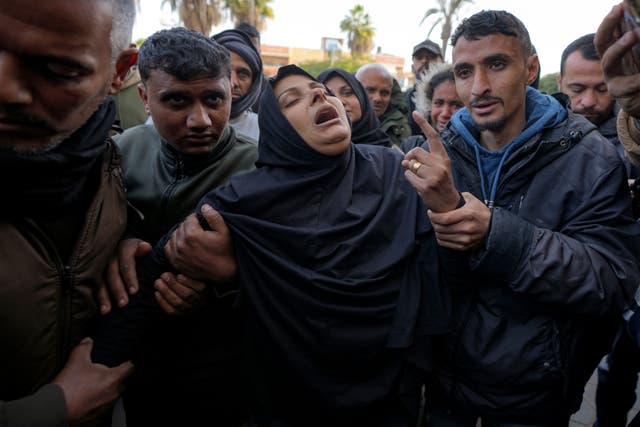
[113,124,159,146]
[226,127,259,167]
[565,112,619,158]
[547,112,625,176]
[380,108,410,127]
[597,113,619,140]
[230,127,258,150]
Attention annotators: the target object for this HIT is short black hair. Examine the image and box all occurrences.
[138,27,231,83]
[451,10,533,59]
[560,33,598,76]
[235,22,260,40]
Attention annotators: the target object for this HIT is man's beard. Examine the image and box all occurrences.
[469,96,508,132]
[6,137,65,155]
[572,107,609,125]
[477,116,508,132]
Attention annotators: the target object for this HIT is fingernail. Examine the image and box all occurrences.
[201,204,212,213]
[118,298,127,307]
[129,286,137,294]
[100,305,108,314]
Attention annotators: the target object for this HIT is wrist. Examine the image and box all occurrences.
[441,191,465,212]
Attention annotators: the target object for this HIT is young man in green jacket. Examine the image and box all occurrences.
[100,28,258,427]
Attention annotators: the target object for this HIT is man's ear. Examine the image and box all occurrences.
[525,53,540,87]
[109,46,139,94]
[138,83,150,115]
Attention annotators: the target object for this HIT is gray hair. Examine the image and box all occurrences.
[109,0,136,63]
[355,63,393,85]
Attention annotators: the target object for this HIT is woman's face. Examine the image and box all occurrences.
[274,74,351,156]
[430,79,463,132]
[323,76,363,124]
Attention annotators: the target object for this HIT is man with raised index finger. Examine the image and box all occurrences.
[403,9,640,426]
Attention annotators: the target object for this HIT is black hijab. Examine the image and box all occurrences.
[195,65,447,423]
[92,65,449,426]
[317,68,391,147]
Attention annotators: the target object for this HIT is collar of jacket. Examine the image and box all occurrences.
[443,106,597,173]
[159,125,237,176]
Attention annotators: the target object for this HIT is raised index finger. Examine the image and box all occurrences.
[412,111,448,157]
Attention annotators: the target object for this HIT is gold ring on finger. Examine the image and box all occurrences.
[411,161,423,173]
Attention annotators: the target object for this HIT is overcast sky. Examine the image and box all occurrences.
[133,0,619,75]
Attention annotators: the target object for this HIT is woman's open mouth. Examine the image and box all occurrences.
[315,105,339,125]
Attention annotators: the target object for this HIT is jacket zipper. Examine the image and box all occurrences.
[59,264,73,364]
[449,132,571,208]
[21,220,75,372]
[159,155,184,213]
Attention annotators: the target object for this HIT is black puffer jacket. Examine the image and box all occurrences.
[430,109,640,422]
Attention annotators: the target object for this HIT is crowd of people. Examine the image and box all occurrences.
[3,0,640,426]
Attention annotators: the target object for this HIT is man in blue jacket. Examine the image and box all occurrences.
[403,9,640,426]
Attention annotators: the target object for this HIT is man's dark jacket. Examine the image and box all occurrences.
[429,90,640,423]
[599,113,640,179]
[0,101,127,426]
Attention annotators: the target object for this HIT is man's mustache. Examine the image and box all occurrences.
[0,106,55,131]
[572,107,600,115]
[469,96,503,107]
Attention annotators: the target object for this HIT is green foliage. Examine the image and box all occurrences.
[225,0,275,32]
[162,0,225,34]
[339,4,375,58]
[163,0,274,35]
[421,0,474,58]
[538,73,559,94]
[298,56,373,78]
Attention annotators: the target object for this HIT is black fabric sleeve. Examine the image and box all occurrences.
[91,234,174,367]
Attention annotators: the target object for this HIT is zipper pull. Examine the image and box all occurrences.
[61,265,72,295]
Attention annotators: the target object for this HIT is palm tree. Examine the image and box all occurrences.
[420,0,473,58]
[339,5,375,58]
[162,0,225,35]
[225,0,275,32]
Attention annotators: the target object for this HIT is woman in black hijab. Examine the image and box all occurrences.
[93,65,448,427]
[317,67,391,147]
